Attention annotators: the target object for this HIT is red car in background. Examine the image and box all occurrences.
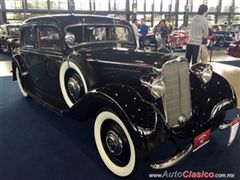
[226,40,240,58]
[168,29,189,50]
[169,27,215,51]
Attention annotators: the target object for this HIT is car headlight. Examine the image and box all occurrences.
[155,32,162,41]
[191,63,213,84]
[150,76,166,98]
[140,73,166,99]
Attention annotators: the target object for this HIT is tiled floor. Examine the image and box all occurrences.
[0,61,12,77]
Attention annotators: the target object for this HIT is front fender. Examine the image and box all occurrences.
[12,54,28,81]
[63,84,166,150]
[191,71,237,124]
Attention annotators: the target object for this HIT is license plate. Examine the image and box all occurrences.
[228,118,240,146]
[193,129,211,152]
[182,45,186,50]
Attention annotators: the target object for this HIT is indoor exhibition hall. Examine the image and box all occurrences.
[0,0,240,179]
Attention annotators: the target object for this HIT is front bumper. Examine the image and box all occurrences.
[150,113,240,170]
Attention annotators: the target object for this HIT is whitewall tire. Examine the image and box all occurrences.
[94,111,136,177]
[59,61,88,108]
[16,68,28,97]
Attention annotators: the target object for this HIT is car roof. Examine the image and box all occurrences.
[0,24,20,27]
[21,14,129,29]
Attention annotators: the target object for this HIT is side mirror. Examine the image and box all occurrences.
[65,32,75,48]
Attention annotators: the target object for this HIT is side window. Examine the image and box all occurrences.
[0,27,7,36]
[22,27,34,47]
[36,26,62,51]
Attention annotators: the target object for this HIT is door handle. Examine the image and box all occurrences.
[55,60,62,63]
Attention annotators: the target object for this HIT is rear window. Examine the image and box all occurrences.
[21,26,34,47]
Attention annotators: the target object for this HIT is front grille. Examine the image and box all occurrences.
[162,59,192,128]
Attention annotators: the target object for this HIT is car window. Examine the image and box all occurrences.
[22,26,34,47]
[36,26,62,51]
[67,25,134,45]
[7,26,20,38]
[0,27,7,36]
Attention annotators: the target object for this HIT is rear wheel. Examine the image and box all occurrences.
[59,61,88,108]
[16,68,28,97]
[94,110,146,177]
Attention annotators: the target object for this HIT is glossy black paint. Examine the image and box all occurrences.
[13,14,237,152]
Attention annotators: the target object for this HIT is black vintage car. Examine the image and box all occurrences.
[0,24,20,53]
[12,15,239,177]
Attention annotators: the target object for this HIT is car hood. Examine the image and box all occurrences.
[80,48,177,69]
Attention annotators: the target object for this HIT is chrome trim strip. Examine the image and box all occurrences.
[86,58,152,68]
[210,99,233,119]
[150,144,193,169]
[219,114,240,130]
[21,49,64,58]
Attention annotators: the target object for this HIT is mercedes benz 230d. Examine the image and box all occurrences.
[12,15,239,177]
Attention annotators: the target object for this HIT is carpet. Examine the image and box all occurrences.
[0,76,240,180]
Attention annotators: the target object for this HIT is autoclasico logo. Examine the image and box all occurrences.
[149,170,235,178]
[183,171,215,178]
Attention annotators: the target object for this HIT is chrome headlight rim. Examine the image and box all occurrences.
[201,65,213,84]
[191,63,213,85]
[140,73,166,99]
[150,75,166,99]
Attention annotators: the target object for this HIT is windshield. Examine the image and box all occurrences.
[7,26,20,38]
[66,25,134,48]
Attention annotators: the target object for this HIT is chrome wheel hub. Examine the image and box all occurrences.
[67,77,81,101]
[105,130,123,156]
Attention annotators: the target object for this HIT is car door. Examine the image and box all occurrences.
[33,25,66,107]
[21,24,66,108]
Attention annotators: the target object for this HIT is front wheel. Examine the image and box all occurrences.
[94,110,146,177]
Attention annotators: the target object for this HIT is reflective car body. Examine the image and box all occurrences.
[12,15,239,177]
[0,24,20,53]
[226,40,240,58]
[168,30,189,50]
[230,24,240,41]
[211,24,235,47]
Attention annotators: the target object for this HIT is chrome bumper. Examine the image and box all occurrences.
[150,144,193,169]
[219,120,233,130]
[150,115,240,170]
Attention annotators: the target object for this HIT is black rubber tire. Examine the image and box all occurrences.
[94,108,148,177]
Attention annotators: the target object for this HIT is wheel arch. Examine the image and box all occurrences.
[63,84,166,150]
[59,54,98,107]
[65,55,99,89]
[12,54,26,81]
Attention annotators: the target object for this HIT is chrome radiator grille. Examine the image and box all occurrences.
[162,60,192,128]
